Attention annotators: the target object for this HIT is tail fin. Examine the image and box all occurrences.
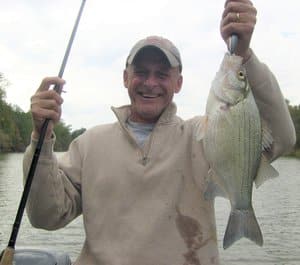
[223,208,263,249]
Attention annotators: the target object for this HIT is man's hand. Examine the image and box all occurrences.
[30,77,65,140]
[220,0,257,61]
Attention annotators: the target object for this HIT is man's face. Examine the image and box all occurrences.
[123,48,182,123]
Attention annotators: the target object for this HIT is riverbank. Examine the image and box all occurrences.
[287,149,300,159]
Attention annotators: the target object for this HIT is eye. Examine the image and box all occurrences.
[237,70,249,93]
[157,71,169,79]
[237,71,245,81]
[134,70,147,76]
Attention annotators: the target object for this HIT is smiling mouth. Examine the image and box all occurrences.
[138,92,161,99]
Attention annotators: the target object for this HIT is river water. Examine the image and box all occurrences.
[0,153,299,264]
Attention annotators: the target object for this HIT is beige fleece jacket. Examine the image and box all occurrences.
[23,52,295,265]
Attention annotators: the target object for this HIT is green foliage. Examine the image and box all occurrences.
[72,128,86,139]
[0,73,8,100]
[54,121,73,151]
[0,73,85,153]
[12,105,32,150]
[0,81,17,151]
[287,102,300,156]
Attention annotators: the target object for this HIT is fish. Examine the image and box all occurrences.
[196,52,278,249]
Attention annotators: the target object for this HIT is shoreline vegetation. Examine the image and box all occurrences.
[287,149,300,159]
[0,73,299,156]
[0,73,85,153]
[285,102,300,158]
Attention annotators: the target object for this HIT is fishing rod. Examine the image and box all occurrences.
[229,34,238,55]
[0,1,86,264]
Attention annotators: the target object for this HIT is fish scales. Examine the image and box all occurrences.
[204,92,261,206]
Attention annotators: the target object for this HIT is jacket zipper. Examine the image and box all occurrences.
[119,121,157,166]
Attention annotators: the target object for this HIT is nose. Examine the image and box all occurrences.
[144,74,158,88]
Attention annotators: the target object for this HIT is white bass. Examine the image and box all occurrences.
[197,53,278,249]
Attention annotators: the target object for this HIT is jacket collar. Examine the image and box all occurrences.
[111,102,177,127]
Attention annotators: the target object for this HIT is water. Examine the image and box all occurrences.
[0,153,85,260]
[215,157,300,265]
[0,153,299,264]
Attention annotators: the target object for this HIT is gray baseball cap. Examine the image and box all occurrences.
[126,36,182,72]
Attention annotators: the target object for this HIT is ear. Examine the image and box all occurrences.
[123,69,129,88]
[174,74,183,93]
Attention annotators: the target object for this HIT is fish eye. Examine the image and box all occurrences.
[237,71,245,81]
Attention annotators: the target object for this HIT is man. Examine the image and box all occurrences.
[24,0,296,264]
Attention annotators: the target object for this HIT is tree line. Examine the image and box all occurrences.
[0,73,85,153]
[287,102,300,157]
[0,73,299,155]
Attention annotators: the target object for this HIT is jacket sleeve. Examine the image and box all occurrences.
[23,134,82,230]
[244,51,296,161]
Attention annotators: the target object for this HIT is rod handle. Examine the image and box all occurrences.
[229,34,238,54]
[0,247,14,265]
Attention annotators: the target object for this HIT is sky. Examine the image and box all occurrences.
[1,0,299,131]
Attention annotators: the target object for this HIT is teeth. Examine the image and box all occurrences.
[137,91,161,98]
[142,94,158,98]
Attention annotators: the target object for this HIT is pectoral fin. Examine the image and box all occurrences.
[195,115,208,142]
[254,154,279,188]
[204,169,228,200]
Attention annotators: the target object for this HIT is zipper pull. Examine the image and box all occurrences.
[141,156,148,166]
